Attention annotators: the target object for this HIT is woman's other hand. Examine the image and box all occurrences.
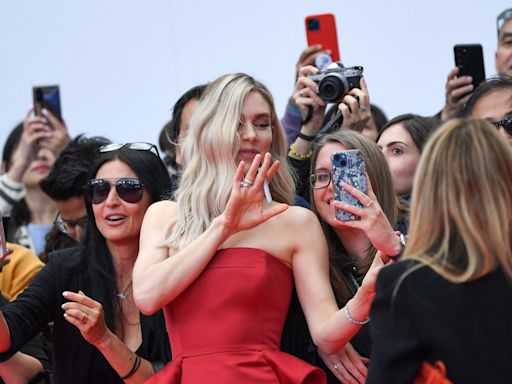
[62,290,112,347]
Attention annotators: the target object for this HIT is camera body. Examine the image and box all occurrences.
[308,63,363,103]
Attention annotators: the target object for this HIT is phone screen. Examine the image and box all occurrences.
[305,13,340,63]
[454,44,486,89]
[33,85,62,120]
[332,149,367,221]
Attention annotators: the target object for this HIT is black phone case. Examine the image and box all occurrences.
[454,44,486,89]
[33,85,62,120]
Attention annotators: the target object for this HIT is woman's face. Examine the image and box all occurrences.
[91,159,152,245]
[312,142,347,227]
[377,123,420,196]
[236,91,273,171]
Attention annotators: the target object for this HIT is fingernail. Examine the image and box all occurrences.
[61,304,66,309]
[42,108,48,116]
[62,291,70,297]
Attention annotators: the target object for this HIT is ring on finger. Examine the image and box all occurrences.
[365,199,373,207]
[240,179,253,188]
[81,311,89,324]
[333,362,340,371]
[299,91,305,97]
[359,105,367,113]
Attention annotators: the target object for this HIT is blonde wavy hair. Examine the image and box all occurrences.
[404,118,512,282]
[167,73,295,247]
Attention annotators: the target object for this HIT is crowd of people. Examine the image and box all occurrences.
[0,7,511,384]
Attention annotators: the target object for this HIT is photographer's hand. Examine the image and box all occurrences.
[7,109,51,183]
[338,78,371,133]
[294,45,331,83]
[40,108,70,155]
[440,67,473,121]
[288,66,326,161]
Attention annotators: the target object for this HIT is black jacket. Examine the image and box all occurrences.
[0,247,171,383]
[368,260,512,383]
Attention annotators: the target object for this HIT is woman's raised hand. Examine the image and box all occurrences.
[221,153,288,235]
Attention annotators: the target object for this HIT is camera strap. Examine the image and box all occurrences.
[318,110,343,135]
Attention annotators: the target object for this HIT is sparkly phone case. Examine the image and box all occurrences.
[331,149,367,221]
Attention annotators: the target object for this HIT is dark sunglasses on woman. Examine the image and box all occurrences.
[85,178,145,204]
[492,116,512,135]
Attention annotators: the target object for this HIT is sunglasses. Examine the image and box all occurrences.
[100,142,160,157]
[54,213,88,235]
[84,178,145,204]
[492,116,512,135]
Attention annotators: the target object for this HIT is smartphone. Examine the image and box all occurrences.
[0,217,7,259]
[33,85,62,120]
[454,44,486,89]
[331,149,367,221]
[305,13,340,64]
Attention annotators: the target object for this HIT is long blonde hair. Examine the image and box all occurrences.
[404,118,512,282]
[167,73,295,247]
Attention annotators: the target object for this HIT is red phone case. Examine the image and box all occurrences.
[305,13,340,62]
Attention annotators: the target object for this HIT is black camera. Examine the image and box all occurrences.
[308,63,363,103]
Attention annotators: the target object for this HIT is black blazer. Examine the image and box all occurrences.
[367,260,512,384]
[0,247,171,384]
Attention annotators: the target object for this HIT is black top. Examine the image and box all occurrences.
[368,260,512,383]
[0,247,171,384]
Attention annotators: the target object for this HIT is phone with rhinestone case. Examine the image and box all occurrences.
[332,149,367,221]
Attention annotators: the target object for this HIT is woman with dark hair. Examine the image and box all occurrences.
[0,143,172,383]
[376,114,441,199]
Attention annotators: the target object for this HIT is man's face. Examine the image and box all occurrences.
[56,196,88,244]
[470,89,512,145]
[496,19,512,76]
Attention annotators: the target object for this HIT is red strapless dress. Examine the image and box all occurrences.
[145,248,325,383]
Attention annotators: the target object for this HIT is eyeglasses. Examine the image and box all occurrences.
[84,178,145,204]
[310,171,332,189]
[100,142,160,157]
[492,116,512,135]
[497,8,512,36]
[54,213,88,235]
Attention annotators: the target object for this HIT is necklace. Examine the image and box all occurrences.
[116,280,133,300]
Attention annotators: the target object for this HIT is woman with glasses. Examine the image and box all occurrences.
[133,73,389,384]
[305,130,401,383]
[367,118,512,383]
[0,143,172,383]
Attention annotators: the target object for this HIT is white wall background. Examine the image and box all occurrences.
[1,1,509,151]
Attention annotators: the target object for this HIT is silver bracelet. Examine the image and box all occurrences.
[344,300,370,325]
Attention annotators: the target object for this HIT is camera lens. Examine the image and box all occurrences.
[307,18,320,31]
[333,153,341,162]
[340,159,347,167]
[319,75,347,103]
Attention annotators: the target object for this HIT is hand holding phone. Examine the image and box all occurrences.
[33,85,62,120]
[454,44,486,89]
[332,150,367,221]
[305,13,340,68]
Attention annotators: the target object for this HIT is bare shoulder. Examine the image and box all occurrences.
[277,205,321,232]
[145,200,177,225]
